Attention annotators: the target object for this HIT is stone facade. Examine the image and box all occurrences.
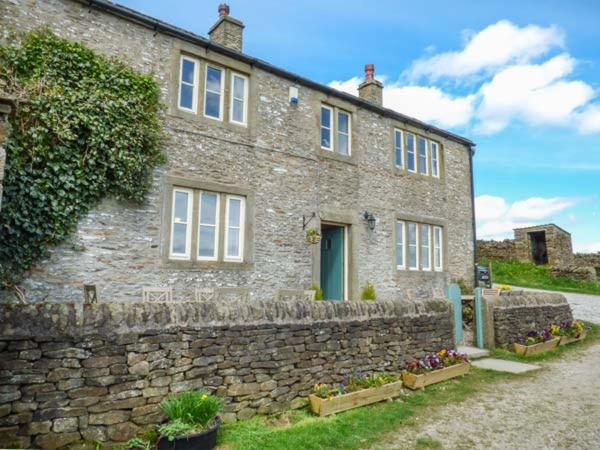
[0,298,453,447]
[0,0,475,303]
[486,291,573,346]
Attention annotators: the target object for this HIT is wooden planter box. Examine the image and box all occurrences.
[513,337,559,356]
[559,331,586,346]
[402,362,470,390]
[308,381,403,417]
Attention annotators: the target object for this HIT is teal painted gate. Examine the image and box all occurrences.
[473,288,484,348]
[445,284,485,348]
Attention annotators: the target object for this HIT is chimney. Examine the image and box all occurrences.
[208,3,245,52]
[358,64,383,106]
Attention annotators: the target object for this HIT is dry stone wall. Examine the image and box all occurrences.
[0,298,453,448]
[476,239,516,261]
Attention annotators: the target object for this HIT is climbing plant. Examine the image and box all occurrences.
[0,30,165,299]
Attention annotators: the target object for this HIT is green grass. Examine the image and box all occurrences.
[217,325,600,450]
[486,259,600,295]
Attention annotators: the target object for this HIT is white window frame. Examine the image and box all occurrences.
[394,129,404,168]
[337,110,352,156]
[407,222,419,271]
[396,220,405,270]
[197,191,220,262]
[417,136,429,176]
[204,64,225,121]
[433,226,443,271]
[320,105,333,151]
[420,224,431,271]
[224,195,245,262]
[430,141,440,178]
[229,72,249,126]
[406,133,416,173]
[169,188,193,260]
[178,56,198,113]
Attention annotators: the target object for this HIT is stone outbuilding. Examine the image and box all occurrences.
[513,224,574,266]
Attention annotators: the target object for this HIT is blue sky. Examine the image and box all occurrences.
[119,0,600,252]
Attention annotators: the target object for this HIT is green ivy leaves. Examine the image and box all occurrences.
[0,29,165,291]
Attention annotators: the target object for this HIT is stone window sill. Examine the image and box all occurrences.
[319,149,357,166]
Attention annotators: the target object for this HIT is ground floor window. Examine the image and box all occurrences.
[396,220,444,272]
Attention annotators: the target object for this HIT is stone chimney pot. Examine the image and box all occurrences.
[209,4,245,52]
[358,63,383,106]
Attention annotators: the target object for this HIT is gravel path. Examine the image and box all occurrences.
[375,342,600,449]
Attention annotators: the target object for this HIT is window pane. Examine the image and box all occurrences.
[395,131,403,167]
[418,137,427,174]
[206,66,222,92]
[321,127,331,149]
[321,107,331,127]
[338,112,349,133]
[181,59,195,84]
[420,224,430,269]
[200,192,217,225]
[338,133,349,155]
[205,91,221,118]
[408,223,417,268]
[396,222,404,267]
[407,134,415,171]
[228,198,241,227]
[434,227,442,269]
[233,76,245,99]
[174,191,188,222]
[199,226,216,257]
[227,228,240,257]
[180,84,194,110]
[172,223,187,254]
[232,98,244,123]
[431,143,439,177]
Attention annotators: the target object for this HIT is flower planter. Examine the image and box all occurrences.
[306,234,321,245]
[513,337,559,356]
[402,362,470,390]
[559,331,586,346]
[157,417,221,450]
[308,381,403,417]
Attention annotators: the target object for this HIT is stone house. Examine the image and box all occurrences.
[1,0,476,303]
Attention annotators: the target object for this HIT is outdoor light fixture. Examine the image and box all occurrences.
[363,211,376,230]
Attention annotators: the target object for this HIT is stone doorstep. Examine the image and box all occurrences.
[457,345,490,360]
[471,358,541,374]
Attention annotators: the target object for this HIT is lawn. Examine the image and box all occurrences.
[485,259,600,295]
[217,323,600,450]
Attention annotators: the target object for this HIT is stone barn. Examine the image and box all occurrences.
[513,224,573,266]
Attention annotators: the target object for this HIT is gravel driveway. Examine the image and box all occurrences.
[375,341,600,449]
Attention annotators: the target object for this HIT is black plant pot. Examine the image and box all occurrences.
[157,417,221,450]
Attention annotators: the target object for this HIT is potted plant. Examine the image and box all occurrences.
[402,349,470,390]
[308,372,402,416]
[305,227,321,244]
[551,320,587,346]
[513,329,560,356]
[156,390,223,450]
[360,281,376,301]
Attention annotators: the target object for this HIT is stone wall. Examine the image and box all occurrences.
[0,298,453,448]
[0,0,475,303]
[575,253,600,275]
[476,239,515,261]
[486,291,572,346]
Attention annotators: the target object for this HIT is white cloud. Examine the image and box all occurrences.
[408,20,564,80]
[476,195,578,239]
[576,104,600,134]
[575,242,600,253]
[328,76,362,95]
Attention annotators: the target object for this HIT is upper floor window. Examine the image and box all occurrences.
[230,73,248,126]
[406,133,416,172]
[418,136,428,175]
[394,129,403,168]
[396,220,444,272]
[395,131,441,178]
[321,105,352,155]
[430,142,440,178]
[178,57,198,113]
[204,65,224,120]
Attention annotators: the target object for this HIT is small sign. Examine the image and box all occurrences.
[482,288,500,296]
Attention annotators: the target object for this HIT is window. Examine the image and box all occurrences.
[430,142,439,178]
[433,226,443,271]
[420,224,431,271]
[406,133,416,172]
[418,136,428,175]
[230,73,248,125]
[320,106,332,150]
[225,196,245,261]
[178,56,198,112]
[204,65,224,120]
[170,189,192,258]
[407,222,418,270]
[198,192,219,260]
[337,111,351,155]
[394,129,403,168]
[396,221,405,269]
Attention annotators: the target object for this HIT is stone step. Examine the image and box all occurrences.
[457,345,490,360]
[471,358,541,374]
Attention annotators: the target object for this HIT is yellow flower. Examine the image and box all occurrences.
[201,394,208,401]
[438,349,447,357]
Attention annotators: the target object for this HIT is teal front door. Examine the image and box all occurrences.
[320,226,344,301]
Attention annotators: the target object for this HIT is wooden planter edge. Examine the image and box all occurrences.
[401,362,470,391]
[513,337,560,356]
[559,331,587,346]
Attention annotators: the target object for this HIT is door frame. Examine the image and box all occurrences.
[320,222,349,301]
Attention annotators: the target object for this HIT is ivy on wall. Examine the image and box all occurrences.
[0,30,165,298]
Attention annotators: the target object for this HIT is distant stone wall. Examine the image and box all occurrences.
[488,291,572,346]
[476,239,516,261]
[0,298,453,448]
[575,253,600,275]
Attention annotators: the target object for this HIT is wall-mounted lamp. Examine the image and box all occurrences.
[363,211,376,231]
